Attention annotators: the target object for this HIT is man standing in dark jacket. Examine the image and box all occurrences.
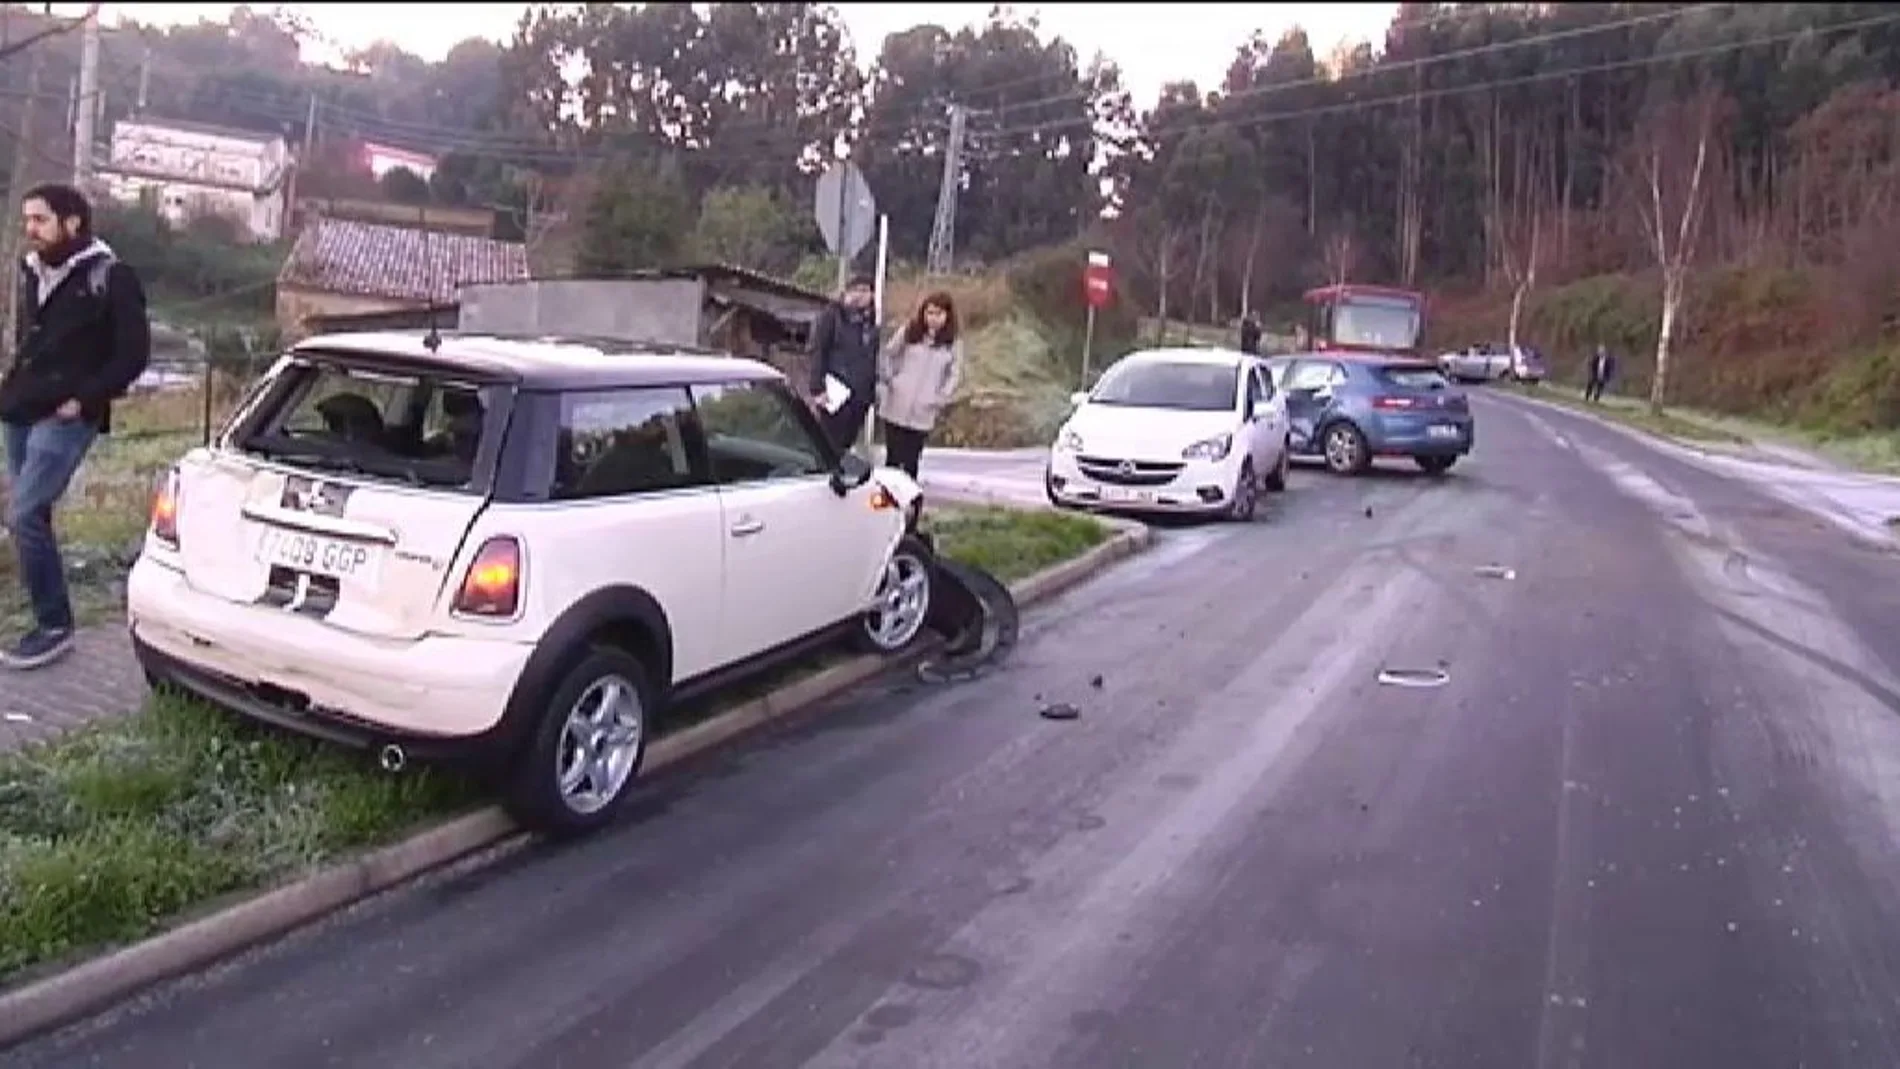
[0,183,150,669]
[806,274,879,453]
[1584,343,1618,404]
[1239,311,1263,356]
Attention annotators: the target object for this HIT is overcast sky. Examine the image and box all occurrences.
[62,2,1399,110]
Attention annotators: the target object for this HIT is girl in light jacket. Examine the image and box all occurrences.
[876,291,963,478]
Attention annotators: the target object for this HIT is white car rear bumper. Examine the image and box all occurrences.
[128,556,534,739]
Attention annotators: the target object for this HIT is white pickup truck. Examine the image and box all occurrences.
[1439,343,1546,384]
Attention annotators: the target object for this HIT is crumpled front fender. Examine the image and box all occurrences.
[871,466,922,509]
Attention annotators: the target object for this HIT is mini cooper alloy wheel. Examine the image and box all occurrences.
[555,673,646,816]
[864,546,933,651]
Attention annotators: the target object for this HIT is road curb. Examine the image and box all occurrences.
[0,509,1150,1051]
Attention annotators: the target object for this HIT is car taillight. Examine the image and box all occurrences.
[1372,396,1417,411]
[454,537,522,618]
[149,469,180,546]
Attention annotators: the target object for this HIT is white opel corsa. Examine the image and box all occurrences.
[1044,348,1292,520]
[126,331,934,836]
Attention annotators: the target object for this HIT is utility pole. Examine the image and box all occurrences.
[925,104,968,276]
[72,2,100,188]
[3,7,47,356]
[286,93,318,229]
[301,93,319,162]
[137,42,150,113]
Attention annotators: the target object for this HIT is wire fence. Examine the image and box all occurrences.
[112,319,281,447]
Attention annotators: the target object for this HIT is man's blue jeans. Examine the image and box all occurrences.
[3,418,97,633]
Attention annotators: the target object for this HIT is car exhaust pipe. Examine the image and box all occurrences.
[378,743,407,774]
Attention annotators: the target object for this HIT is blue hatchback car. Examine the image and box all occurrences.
[1269,354,1475,475]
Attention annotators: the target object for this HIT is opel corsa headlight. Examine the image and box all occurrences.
[1182,433,1233,461]
[1056,427,1084,452]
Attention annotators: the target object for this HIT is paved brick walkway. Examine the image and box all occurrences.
[0,625,147,754]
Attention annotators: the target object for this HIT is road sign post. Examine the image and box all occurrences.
[1082,251,1113,386]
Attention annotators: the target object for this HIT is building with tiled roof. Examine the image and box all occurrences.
[274,216,530,338]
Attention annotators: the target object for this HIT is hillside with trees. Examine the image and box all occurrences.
[0,2,1896,441]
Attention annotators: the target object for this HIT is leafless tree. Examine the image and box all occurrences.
[1628,89,1728,414]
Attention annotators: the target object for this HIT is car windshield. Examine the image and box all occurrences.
[1091,361,1238,412]
[1333,297,1422,351]
[235,358,501,491]
[1378,365,1451,391]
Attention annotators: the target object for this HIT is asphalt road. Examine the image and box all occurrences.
[12,392,1900,1069]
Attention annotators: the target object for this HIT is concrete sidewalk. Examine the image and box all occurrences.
[0,625,147,755]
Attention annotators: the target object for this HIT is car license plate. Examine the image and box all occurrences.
[255,526,382,588]
[1427,424,1461,441]
[1100,485,1154,503]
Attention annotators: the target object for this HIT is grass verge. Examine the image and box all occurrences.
[1502,382,1748,444]
[0,503,1111,987]
[0,428,203,635]
[1504,381,1900,474]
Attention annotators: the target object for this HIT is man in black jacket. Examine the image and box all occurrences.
[806,274,879,453]
[0,183,151,669]
[1239,311,1263,356]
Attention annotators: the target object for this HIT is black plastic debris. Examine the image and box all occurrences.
[1364,506,1375,518]
[1089,674,1104,689]
[1040,702,1081,721]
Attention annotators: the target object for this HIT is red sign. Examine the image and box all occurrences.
[1084,251,1113,309]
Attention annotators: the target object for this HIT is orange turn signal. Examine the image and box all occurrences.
[150,469,180,546]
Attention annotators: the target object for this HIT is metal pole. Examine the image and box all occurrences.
[73,4,99,187]
[833,159,850,291]
[1082,304,1096,388]
[200,341,214,445]
[863,213,890,459]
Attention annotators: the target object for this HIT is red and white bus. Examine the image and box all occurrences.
[1301,284,1427,359]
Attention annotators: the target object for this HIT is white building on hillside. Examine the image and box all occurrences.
[100,117,292,243]
[359,141,438,182]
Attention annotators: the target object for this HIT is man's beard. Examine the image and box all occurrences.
[33,231,84,266]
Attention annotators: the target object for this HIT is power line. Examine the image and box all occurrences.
[981,2,1728,122]
[971,9,1900,150]
[0,7,86,64]
[944,0,1621,111]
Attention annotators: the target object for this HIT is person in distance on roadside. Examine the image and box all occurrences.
[876,290,964,479]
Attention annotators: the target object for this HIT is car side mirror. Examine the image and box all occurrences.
[830,452,873,497]
[824,453,870,501]
[1069,391,1089,407]
[1242,395,1256,421]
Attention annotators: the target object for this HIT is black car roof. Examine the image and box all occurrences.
[287,330,783,391]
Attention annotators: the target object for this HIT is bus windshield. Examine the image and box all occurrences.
[1331,296,1422,352]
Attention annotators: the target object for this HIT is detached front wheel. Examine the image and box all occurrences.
[505,648,652,838]
[859,535,934,654]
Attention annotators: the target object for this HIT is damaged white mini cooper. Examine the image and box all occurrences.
[127,331,933,835]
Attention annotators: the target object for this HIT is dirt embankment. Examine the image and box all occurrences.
[884,244,1140,448]
[1430,264,1900,438]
